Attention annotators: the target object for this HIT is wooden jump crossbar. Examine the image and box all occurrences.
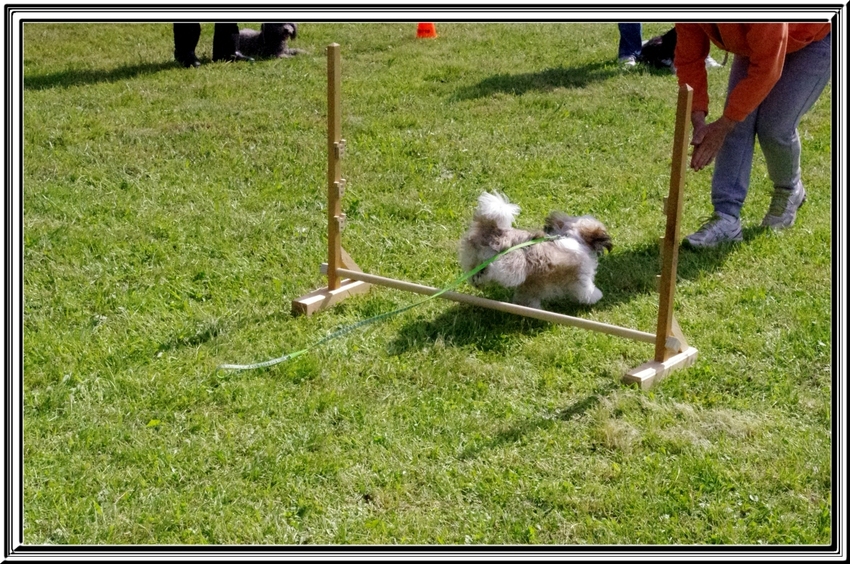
[292,43,698,388]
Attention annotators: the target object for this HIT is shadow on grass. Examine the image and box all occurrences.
[451,60,673,100]
[587,224,767,311]
[457,377,620,460]
[241,225,764,380]
[24,60,179,91]
[387,304,550,356]
[387,226,765,355]
[452,62,615,100]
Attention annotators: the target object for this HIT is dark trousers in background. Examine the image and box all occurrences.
[173,23,240,66]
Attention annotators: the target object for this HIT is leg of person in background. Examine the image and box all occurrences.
[212,23,252,62]
[617,23,642,67]
[173,23,201,68]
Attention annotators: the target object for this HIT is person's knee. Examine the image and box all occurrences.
[756,120,797,153]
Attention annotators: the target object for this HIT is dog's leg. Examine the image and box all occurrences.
[512,289,542,309]
[570,281,603,305]
[470,268,488,287]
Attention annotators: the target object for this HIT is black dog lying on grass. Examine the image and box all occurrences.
[638,27,727,71]
[637,27,677,69]
[237,23,307,59]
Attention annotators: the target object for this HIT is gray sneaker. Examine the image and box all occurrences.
[683,213,743,248]
[762,185,806,229]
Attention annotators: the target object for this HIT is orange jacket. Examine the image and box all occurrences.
[674,23,831,121]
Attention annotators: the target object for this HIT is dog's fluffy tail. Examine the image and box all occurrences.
[473,191,520,230]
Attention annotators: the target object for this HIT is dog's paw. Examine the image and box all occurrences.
[585,287,603,305]
[512,294,542,309]
[278,48,308,58]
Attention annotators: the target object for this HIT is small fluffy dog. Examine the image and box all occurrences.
[458,192,612,309]
[237,23,305,59]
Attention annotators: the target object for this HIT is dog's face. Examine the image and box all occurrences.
[545,211,612,256]
[261,22,297,40]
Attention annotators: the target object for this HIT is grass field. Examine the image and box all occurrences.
[21,22,833,546]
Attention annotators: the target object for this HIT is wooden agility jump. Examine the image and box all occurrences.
[293,44,698,388]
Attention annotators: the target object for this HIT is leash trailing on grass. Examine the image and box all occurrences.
[216,235,560,372]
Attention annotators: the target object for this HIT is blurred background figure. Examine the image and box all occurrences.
[173,22,251,68]
[619,23,723,71]
[617,22,642,67]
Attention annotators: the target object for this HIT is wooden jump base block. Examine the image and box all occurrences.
[293,44,698,389]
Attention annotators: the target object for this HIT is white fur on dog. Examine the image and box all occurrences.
[474,191,521,230]
[458,191,612,309]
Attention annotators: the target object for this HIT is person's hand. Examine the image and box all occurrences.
[690,111,708,145]
[689,113,737,171]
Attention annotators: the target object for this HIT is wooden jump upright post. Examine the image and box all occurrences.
[622,84,699,388]
[293,44,698,388]
[291,44,370,315]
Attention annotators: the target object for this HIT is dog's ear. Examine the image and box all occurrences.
[591,232,613,255]
[544,211,571,235]
[574,217,613,255]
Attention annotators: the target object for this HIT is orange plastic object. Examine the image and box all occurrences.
[417,23,437,38]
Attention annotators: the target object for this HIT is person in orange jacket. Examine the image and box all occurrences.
[674,23,831,248]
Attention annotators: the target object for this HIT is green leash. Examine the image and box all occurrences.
[216,235,559,372]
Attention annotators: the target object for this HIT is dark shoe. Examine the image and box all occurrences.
[173,23,201,67]
[212,50,254,63]
[212,23,242,62]
[175,50,201,68]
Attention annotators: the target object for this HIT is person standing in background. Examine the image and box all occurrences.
[173,22,252,68]
[617,23,643,67]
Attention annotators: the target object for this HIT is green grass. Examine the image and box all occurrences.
[22,22,832,545]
